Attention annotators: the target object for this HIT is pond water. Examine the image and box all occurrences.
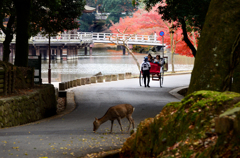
[41,48,194,82]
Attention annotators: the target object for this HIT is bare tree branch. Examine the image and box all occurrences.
[108,28,141,71]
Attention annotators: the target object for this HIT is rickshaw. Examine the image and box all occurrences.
[139,57,168,88]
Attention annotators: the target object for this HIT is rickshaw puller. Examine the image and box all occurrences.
[141,57,151,87]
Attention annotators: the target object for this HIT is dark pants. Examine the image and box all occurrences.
[143,70,150,86]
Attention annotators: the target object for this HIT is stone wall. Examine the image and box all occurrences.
[0,84,57,128]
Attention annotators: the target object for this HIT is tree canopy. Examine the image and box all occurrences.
[134,0,211,57]
[109,5,198,57]
[83,0,136,29]
[0,0,85,66]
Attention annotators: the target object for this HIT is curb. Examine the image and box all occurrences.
[164,71,192,76]
[169,86,189,100]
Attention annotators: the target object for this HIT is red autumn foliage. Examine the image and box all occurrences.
[109,4,198,57]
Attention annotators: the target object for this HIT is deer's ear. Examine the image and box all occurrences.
[95,117,98,121]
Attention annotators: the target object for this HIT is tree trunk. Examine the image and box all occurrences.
[180,19,196,57]
[3,39,12,62]
[2,15,15,62]
[232,55,240,93]
[171,52,174,73]
[3,34,13,62]
[170,32,175,73]
[48,35,51,84]
[188,0,240,94]
[13,0,31,67]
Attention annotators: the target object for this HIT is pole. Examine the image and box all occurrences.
[162,36,164,58]
[48,35,51,84]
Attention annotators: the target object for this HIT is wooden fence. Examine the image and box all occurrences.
[0,64,16,96]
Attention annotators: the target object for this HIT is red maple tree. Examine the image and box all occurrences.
[109,4,198,57]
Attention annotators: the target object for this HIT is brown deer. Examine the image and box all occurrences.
[93,104,135,133]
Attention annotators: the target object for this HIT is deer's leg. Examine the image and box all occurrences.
[117,117,123,132]
[126,115,132,132]
[131,116,135,129]
[110,120,114,133]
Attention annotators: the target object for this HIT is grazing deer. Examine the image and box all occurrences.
[93,104,135,133]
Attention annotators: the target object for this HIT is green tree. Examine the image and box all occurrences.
[39,0,85,36]
[0,0,85,67]
[85,0,135,27]
[103,0,134,13]
[106,12,124,27]
[0,0,16,62]
[187,0,240,93]
[135,0,211,57]
[103,0,135,27]
[0,0,57,63]
[37,0,85,83]
[79,13,96,32]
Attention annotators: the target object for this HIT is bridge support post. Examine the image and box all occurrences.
[56,47,60,60]
[84,46,87,55]
[89,43,93,56]
[60,48,63,60]
[35,46,39,56]
[67,46,70,60]
[74,47,78,59]
[122,46,126,55]
[43,49,47,60]
[89,46,92,56]
[0,44,2,60]
[51,49,55,60]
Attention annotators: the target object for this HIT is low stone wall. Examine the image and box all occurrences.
[59,72,132,90]
[0,84,57,128]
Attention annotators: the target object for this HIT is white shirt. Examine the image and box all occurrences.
[141,61,151,70]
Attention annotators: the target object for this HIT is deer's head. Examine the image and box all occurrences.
[93,117,100,132]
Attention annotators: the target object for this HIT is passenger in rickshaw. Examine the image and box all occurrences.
[141,57,151,88]
[147,53,154,63]
[154,55,161,65]
[154,55,165,73]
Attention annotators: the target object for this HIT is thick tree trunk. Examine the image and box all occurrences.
[232,64,240,93]
[13,0,31,67]
[188,0,240,94]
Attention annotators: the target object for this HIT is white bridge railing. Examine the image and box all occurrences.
[0,32,162,45]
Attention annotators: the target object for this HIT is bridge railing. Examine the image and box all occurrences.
[89,32,159,43]
[32,34,81,41]
[0,32,161,44]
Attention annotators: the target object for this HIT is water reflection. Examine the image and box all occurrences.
[41,48,194,82]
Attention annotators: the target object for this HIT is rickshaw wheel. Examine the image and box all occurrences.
[159,73,162,87]
[139,71,142,86]
[159,72,164,88]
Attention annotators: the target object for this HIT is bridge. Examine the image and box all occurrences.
[0,32,164,60]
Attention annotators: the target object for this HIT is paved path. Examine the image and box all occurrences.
[0,74,190,158]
